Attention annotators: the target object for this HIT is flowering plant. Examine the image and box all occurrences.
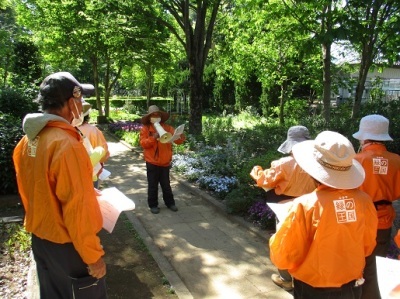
[247,201,276,230]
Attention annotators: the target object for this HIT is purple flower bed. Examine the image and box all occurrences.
[108,120,142,133]
[247,201,276,230]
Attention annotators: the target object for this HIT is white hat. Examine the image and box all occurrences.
[278,125,310,154]
[352,114,393,141]
[292,131,365,189]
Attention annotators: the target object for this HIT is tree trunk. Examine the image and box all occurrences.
[188,64,203,135]
[279,80,287,125]
[352,47,374,119]
[145,64,153,109]
[322,42,332,123]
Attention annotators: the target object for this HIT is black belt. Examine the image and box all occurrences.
[374,200,392,209]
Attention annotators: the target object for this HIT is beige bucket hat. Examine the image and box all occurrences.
[352,114,393,141]
[292,131,365,189]
[141,105,169,125]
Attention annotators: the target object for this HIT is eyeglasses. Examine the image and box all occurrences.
[72,86,82,99]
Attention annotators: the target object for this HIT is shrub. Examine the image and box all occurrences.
[225,185,259,215]
[0,87,39,119]
[0,113,24,195]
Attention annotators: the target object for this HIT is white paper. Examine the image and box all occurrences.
[96,187,135,233]
[267,201,293,223]
[377,256,400,298]
[98,168,111,180]
[169,124,185,142]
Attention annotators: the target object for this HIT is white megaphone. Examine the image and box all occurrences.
[154,122,172,143]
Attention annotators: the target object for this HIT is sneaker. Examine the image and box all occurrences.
[271,274,293,291]
[167,205,178,212]
[150,207,160,214]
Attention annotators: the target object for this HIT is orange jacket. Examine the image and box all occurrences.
[270,185,377,287]
[13,113,104,264]
[79,123,110,163]
[250,156,318,197]
[140,123,185,167]
[354,143,400,229]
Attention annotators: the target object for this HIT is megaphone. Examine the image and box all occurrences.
[154,122,172,143]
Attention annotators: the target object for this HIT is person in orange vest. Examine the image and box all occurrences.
[250,125,318,291]
[78,102,110,188]
[140,105,185,214]
[352,114,400,299]
[13,72,107,298]
[270,131,377,299]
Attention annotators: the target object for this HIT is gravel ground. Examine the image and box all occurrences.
[0,222,31,299]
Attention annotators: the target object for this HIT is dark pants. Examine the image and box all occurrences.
[361,228,391,299]
[294,279,361,299]
[146,162,175,208]
[32,234,107,299]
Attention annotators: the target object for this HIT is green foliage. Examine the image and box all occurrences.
[0,87,39,119]
[225,185,259,216]
[0,113,24,195]
[0,222,31,258]
[120,131,141,147]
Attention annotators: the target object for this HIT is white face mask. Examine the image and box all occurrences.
[71,100,84,127]
[150,117,161,124]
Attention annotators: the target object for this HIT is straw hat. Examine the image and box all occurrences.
[352,114,393,141]
[141,105,169,124]
[292,131,365,189]
[278,125,311,154]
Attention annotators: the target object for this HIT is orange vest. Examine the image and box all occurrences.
[354,143,400,229]
[270,185,377,287]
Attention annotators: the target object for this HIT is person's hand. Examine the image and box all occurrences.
[94,188,102,196]
[250,166,263,180]
[152,132,159,139]
[87,257,106,279]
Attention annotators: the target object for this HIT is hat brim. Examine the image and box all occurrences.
[292,140,365,189]
[278,140,305,154]
[352,132,393,141]
[141,111,169,124]
[81,84,95,96]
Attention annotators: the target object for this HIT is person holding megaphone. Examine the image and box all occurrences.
[140,105,186,214]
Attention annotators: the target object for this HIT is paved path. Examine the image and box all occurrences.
[103,133,292,299]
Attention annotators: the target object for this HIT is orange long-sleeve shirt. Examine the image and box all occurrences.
[140,123,185,167]
[13,113,104,264]
[354,143,400,229]
[250,156,318,197]
[270,185,377,287]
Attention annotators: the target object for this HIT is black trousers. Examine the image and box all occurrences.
[294,279,362,299]
[32,234,107,299]
[146,162,175,208]
[361,228,391,299]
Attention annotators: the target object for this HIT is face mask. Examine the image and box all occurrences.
[150,117,161,124]
[71,100,84,127]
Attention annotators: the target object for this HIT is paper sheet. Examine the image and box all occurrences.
[266,201,293,223]
[169,124,185,142]
[96,187,135,233]
[377,256,400,298]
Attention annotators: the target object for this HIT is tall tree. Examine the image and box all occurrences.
[282,0,346,123]
[343,0,400,118]
[156,0,222,135]
[15,0,168,121]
